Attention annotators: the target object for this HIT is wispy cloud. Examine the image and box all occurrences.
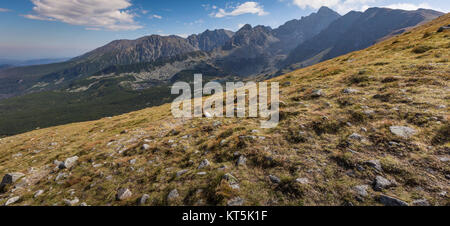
[150,14,162,19]
[290,0,441,14]
[212,1,268,18]
[383,3,433,11]
[291,0,375,14]
[0,8,11,12]
[22,0,142,31]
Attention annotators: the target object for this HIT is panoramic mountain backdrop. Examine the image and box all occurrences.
[0,7,444,136]
[0,13,448,206]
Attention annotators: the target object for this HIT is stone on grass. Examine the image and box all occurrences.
[365,160,383,172]
[59,156,79,169]
[373,176,392,191]
[1,172,25,188]
[269,175,281,184]
[176,169,189,177]
[64,197,79,206]
[198,159,211,169]
[412,199,430,206]
[389,126,416,139]
[296,178,309,184]
[5,196,20,206]
[34,190,44,198]
[236,156,247,166]
[167,189,179,201]
[227,197,244,206]
[139,194,150,205]
[378,195,408,206]
[354,185,369,197]
[116,188,132,201]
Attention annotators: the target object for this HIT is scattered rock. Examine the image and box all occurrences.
[64,197,79,206]
[343,88,359,94]
[139,194,150,205]
[4,196,20,206]
[311,89,324,98]
[116,188,132,201]
[0,172,25,189]
[437,105,446,109]
[34,190,44,198]
[236,155,247,166]
[142,144,151,150]
[223,173,239,184]
[269,175,281,184]
[348,133,364,141]
[227,197,244,206]
[176,169,189,177]
[438,157,449,162]
[389,126,416,139]
[198,159,211,169]
[59,156,79,169]
[378,195,408,206]
[365,160,383,172]
[373,176,392,191]
[167,189,179,201]
[354,185,369,198]
[295,178,309,184]
[412,199,430,206]
[55,172,67,181]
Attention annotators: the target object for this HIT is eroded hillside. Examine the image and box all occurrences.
[0,14,449,206]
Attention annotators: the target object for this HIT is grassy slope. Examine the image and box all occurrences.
[0,15,448,206]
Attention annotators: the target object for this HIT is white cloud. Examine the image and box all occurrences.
[292,0,375,14]
[213,1,268,18]
[383,3,432,11]
[291,0,441,14]
[0,8,11,12]
[23,0,142,31]
[151,14,162,19]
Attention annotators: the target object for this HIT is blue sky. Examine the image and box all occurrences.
[0,0,448,60]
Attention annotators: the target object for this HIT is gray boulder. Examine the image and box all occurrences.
[167,189,179,201]
[412,199,430,206]
[354,185,369,198]
[269,175,281,184]
[4,196,20,206]
[227,197,245,206]
[373,176,392,191]
[64,197,80,206]
[116,188,132,201]
[198,159,211,169]
[378,195,408,206]
[1,172,25,187]
[236,155,247,166]
[389,126,416,139]
[139,194,150,205]
[59,156,79,169]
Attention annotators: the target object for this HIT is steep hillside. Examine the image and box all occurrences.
[0,14,448,206]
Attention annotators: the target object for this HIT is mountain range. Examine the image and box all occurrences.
[0,7,444,136]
